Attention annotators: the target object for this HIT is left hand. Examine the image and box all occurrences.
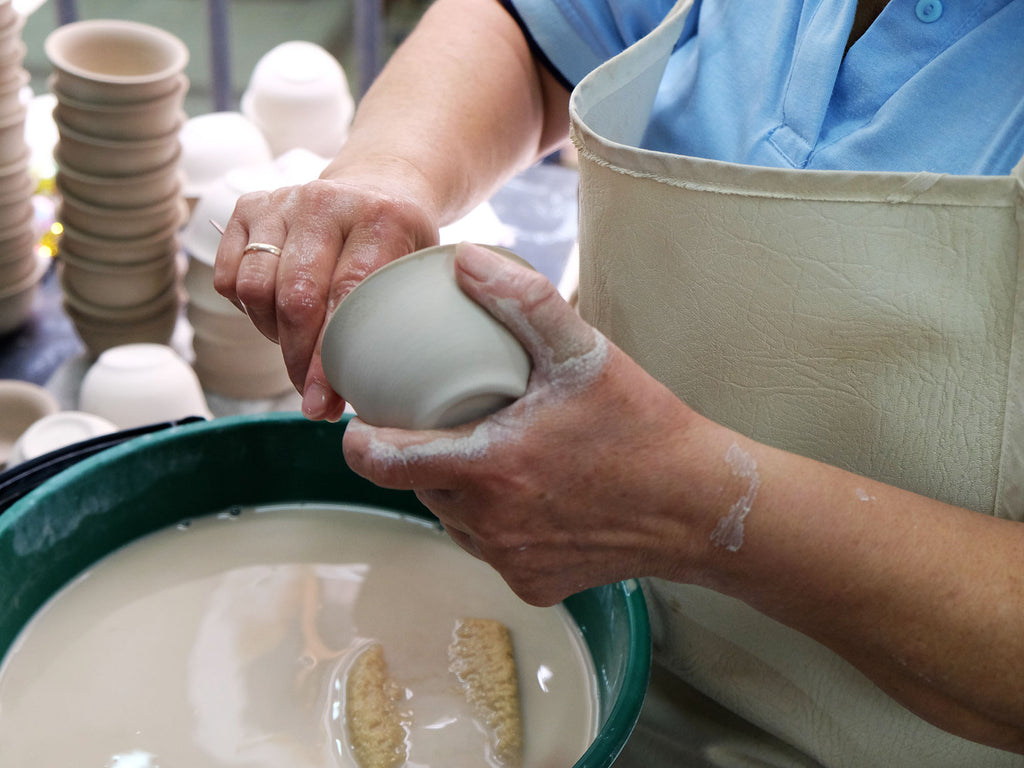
[342,243,719,605]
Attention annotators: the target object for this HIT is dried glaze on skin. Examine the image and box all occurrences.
[354,306,610,467]
[710,442,760,552]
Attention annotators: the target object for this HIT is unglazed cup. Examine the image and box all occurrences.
[6,410,118,467]
[321,243,532,430]
[44,19,189,104]
[78,343,211,428]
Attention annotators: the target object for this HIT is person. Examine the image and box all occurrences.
[214,0,1024,765]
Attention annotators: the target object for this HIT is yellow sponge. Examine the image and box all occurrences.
[448,618,524,767]
[346,643,408,768]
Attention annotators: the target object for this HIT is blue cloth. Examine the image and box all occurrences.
[502,0,1024,175]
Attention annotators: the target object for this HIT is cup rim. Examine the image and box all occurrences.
[44,19,189,87]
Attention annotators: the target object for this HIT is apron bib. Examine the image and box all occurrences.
[569,2,1024,766]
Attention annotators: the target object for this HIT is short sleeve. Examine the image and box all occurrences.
[498,0,678,87]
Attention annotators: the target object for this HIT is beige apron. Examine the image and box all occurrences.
[569,2,1024,766]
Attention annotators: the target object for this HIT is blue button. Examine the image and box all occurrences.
[915,0,943,22]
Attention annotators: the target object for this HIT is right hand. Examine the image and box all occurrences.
[213,169,439,421]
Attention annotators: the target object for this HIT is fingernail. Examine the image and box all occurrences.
[301,381,331,420]
[455,242,504,282]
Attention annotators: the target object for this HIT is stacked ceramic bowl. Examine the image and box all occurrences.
[240,41,353,159]
[0,0,48,335]
[44,19,189,356]
[180,166,294,399]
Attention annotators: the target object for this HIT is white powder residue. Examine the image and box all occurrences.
[359,292,610,467]
[710,442,760,552]
[855,487,876,502]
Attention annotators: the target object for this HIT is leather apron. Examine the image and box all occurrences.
[569,2,1024,766]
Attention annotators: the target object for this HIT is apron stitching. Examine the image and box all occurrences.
[572,130,1018,207]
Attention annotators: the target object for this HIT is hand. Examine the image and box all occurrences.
[213,172,439,421]
[342,243,715,605]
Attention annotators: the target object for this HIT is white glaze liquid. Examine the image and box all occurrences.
[0,504,598,767]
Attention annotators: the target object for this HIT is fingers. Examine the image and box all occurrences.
[212,178,440,418]
[342,415,501,489]
[453,243,604,383]
[213,189,291,341]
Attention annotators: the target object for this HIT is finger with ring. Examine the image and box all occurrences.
[243,242,283,257]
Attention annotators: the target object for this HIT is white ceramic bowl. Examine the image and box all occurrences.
[78,343,211,428]
[58,248,178,309]
[240,40,353,158]
[44,19,189,104]
[55,150,183,208]
[0,66,27,120]
[54,115,182,177]
[58,189,184,240]
[321,244,532,430]
[58,219,180,265]
[182,255,236,315]
[63,296,179,357]
[6,410,118,467]
[0,23,25,66]
[178,111,273,199]
[50,74,188,141]
[0,195,30,230]
[0,378,60,466]
[0,105,26,165]
[191,325,293,399]
[0,249,49,335]
[180,164,286,265]
[185,300,252,339]
[0,228,37,285]
[0,162,34,207]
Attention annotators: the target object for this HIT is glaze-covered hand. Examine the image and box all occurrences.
[341,242,721,605]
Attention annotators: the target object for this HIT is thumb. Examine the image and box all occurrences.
[454,242,600,380]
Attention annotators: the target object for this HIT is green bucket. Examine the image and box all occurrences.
[0,412,650,767]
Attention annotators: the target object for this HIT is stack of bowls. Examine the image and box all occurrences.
[44,19,190,356]
[180,166,294,399]
[0,0,48,335]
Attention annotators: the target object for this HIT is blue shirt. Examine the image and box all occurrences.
[502,0,1024,175]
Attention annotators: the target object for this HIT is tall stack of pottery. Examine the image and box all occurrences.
[45,19,189,357]
[0,0,48,335]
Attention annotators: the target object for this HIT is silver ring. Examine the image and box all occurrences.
[243,242,283,257]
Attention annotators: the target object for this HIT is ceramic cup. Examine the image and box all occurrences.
[53,115,183,177]
[78,343,211,428]
[49,74,188,141]
[0,378,60,467]
[0,249,49,335]
[178,111,273,200]
[55,149,184,209]
[58,189,184,240]
[58,219,180,265]
[6,410,118,467]
[321,243,532,430]
[44,19,189,104]
[58,248,178,308]
[240,40,353,158]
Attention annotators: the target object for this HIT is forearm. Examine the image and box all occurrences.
[681,419,1024,752]
[322,0,569,227]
